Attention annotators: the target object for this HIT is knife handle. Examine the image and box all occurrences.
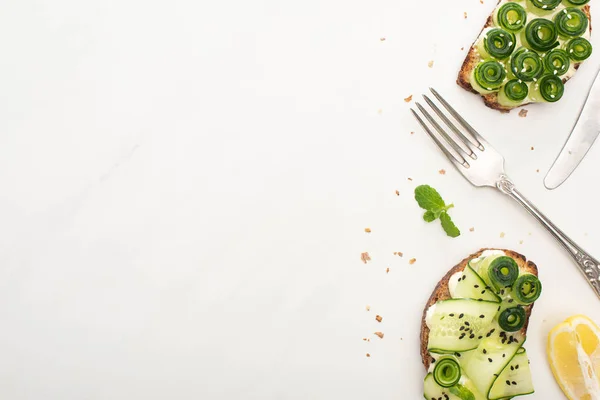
[497,176,600,299]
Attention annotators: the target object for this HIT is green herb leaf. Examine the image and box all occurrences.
[423,211,436,222]
[414,185,446,212]
[440,212,461,238]
[449,384,475,400]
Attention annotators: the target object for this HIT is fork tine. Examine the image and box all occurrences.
[411,108,470,169]
[415,102,471,164]
[423,94,478,160]
[429,88,485,151]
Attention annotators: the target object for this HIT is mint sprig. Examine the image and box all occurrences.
[449,384,475,400]
[414,185,461,238]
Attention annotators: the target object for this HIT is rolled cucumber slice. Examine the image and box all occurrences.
[489,349,534,399]
[461,322,524,398]
[427,299,499,353]
[450,266,501,303]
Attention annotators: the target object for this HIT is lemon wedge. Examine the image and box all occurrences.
[548,315,600,400]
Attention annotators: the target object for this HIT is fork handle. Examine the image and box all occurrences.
[496,175,600,299]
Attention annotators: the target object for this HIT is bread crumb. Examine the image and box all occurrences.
[365,228,371,233]
[408,177,413,181]
[428,60,434,68]
[531,146,535,151]
[439,169,446,175]
[460,46,465,51]
[464,11,468,18]
[394,251,404,257]
[480,0,484,3]
[366,305,371,311]
[380,37,386,42]
[409,258,416,265]
[395,190,400,196]
[469,227,475,232]
[366,353,371,357]
[375,315,383,323]
[386,267,390,274]
[519,240,524,244]
[363,338,368,341]
[361,252,371,264]
[500,232,505,238]
[410,131,415,135]
[377,109,383,115]
[374,332,384,339]
[536,169,540,173]
[519,109,529,118]
[404,95,413,103]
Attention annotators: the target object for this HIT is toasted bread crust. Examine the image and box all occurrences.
[457,3,592,112]
[420,248,539,370]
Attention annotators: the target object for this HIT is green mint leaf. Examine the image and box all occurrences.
[423,211,436,222]
[440,212,461,238]
[449,385,475,400]
[414,185,446,212]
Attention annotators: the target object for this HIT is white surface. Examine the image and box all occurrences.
[0,1,599,399]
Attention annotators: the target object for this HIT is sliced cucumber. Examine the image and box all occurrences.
[469,253,504,289]
[489,349,534,399]
[424,373,461,400]
[450,266,501,303]
[427,300,499,353]
[424,373,485,400]
[461,322,524,398]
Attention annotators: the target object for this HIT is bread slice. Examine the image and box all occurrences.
[420,248,539,370]
[457,2,592,112]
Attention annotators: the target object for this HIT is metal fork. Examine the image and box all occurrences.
[412,88,600,300]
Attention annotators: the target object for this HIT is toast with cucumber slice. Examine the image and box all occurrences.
[458,0,592,112]
[420,248,542,400]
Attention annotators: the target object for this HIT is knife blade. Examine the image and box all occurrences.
[545,67,600,190]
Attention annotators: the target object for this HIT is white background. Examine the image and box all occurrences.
[0,0,599,399]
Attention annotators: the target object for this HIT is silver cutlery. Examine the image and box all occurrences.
[545,67,600,190]
[411,88,600,299]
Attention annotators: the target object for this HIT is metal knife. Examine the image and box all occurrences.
[545,67,600,190]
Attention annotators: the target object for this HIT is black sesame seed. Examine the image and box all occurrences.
[483,349,487,354]
[455,352,461,358]
[460,326,465,331]
[515,365,519,370]
[503,354,506,358]
[478,336,483,339]
[500,289,505,295]
[458,278,462,282]
[512,381,517,385]
[511,366,514,371]
[465,321,470,326]
[477,298,483,301]
[474,284,479,288]
[488,358,493,363]
[463,275,466,280]
[470,334,475,339]
[459,313,464,319]
[479,315,485,318]
[459,333,465,339]
[432,358,436,363]
[506,380,511,385]
[444,395,449,400]
[481,290,486,294]
[508,299,514,303]
[485,286,491,290]
[449,313,455,317]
